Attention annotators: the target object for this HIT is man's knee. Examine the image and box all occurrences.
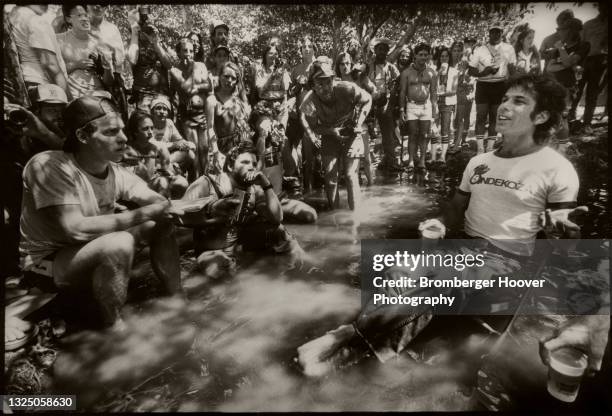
[99,232,137,264]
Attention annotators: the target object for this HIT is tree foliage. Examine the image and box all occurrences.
[105,3,534,67]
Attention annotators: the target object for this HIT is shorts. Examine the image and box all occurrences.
[406,101,433,121]
[475,81,506,105]
[321,134,364,159]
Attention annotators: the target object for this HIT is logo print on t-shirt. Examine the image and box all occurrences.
[469,163,524,190]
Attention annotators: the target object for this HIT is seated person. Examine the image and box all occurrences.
[122,111,188,199]
[150,95,196,180]
[298,74,586,375]
[19,96,185,330]
[182,142,305,278]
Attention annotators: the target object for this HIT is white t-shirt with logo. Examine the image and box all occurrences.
[459,147,579,256]
[469,42,516,83]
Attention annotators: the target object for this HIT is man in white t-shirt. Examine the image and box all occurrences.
[469,25,517,153]
[297,75,588,376]
[9,5,70,98]
[19,96,222,330]
[429,74,585,256]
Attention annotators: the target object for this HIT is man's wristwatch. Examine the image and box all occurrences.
[262,183,274,191]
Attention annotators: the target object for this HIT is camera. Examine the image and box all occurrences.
[138,6,156,37]
[6,108,28,127]
[89,53,105,77]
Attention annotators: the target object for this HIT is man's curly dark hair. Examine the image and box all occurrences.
[223,142,259,172]
[505,74,568,145]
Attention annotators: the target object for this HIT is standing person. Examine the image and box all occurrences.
[205,62,253,161]
[19,96,185,330]
[392,45,413,168]
[206,20,230,70]
[127,6,173,112]
[514,27,541,75]
[469,25,516,153]
[169,38,211,176]
[56,5,113,99]
[450,41,475,154]
[252,45,291,156]
[300,57,372,211]
[335,52,376,187]
[87,5,125,70]
[186,29,205,63]
[546,17,590,153]
[399,43,438,176]
[575,3,608,133]
[367,39,401,172]
[431,46,458,167]
[540,9,575,71]
[9,5,70,97]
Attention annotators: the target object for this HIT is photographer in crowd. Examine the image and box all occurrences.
[127,6,174,112]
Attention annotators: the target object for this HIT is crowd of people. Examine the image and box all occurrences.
[3,4,609,408]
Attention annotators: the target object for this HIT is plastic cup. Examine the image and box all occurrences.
[420,223,444,250]
[547,347,588,402]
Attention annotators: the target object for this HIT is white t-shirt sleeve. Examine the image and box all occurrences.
[547,162,579,203]
[114,164,158,202]
[28,18,58,53]
[25,153,80,209]
[505,44,517,64]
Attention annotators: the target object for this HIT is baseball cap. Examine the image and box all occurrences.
[29,84,68,105]
[489,25,503,32]
[209,19,229,35]
[309,56,335,81]
[63,95,119,133]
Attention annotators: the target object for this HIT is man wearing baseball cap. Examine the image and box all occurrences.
[19,95,186,330]
[468,24,516,153]
[2,84,68,279]
[299,57,372,211]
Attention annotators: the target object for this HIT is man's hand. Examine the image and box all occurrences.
[245,171,271,188]
[75,58,96,71]
[5,104,55,142]
[539,206,589,239]
[539,315,610,376]
[400,109,408,122]
[309,134,321,149]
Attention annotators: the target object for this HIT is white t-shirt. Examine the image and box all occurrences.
[469,42,516,83]
[459,147,579,256]
[9,6,68,85]
[20,151,151,269]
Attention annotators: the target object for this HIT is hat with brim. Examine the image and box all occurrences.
[309,56,335,81]
[29,84,68,105]
[210,19,229,35]
[489,26,503,33]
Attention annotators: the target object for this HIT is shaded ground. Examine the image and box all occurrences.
[5,124,609,412]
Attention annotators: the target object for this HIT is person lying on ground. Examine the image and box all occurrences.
[182,142,307,279]
[19,95,188,331]
[298,74,587,375]
[122,111,188,199]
